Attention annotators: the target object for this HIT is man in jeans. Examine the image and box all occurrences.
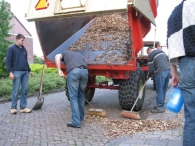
[147,47,170,113]
[55,51,88,128]
[6,34,33,114]
[167,0,195,145]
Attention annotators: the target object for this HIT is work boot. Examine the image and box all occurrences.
[11,109,17,114]
[151,107,165,113]
[153,106,157,109]
[20,108,32,113]
[67,122,81,128]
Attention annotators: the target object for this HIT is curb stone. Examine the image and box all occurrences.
[0,88,65,104]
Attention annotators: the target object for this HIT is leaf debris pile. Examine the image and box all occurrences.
[67,13,132,64]
[85,114,182,138]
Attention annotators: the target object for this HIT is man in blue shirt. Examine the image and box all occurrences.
[6,34,33,114]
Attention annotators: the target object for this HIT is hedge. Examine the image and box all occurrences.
[0,64,111,99]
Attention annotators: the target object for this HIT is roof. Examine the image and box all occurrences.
[11,11,32,37]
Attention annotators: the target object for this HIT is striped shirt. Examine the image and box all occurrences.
[147,50,170,77]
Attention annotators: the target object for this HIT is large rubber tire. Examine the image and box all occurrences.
[118,67,146,111]
[65,79,95,105]
[85,88,95,104]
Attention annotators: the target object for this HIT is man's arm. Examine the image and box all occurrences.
[147,62,154,78]
[170,64,179,87]
[5,48,14,80]
[55,54,65,77]
[26,50,33,77]
[6,48,12,73]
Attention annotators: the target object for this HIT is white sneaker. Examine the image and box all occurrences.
[20,108,32,113]
[11,109,17,114]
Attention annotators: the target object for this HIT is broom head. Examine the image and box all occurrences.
[121,110,140,120]
[88,108,106,117]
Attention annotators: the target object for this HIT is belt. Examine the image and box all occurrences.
[78,65,88,69]
[14,70,28,71]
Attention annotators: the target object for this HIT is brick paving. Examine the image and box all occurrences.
[0,79,184,146]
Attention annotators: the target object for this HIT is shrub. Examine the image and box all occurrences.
[96,76,111,82]
[33,55,44,64]
[0,0,13,78]
[28,72,65,94]
[30,64,58,74]
[0,64,112,99]
[0,78,12,98]
[0,72,65,99]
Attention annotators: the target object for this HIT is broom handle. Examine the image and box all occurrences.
[85,98,96,110]
[39,64,45,98]
[130,79,148,112]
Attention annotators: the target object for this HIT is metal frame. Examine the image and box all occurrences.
[128,0,156,26]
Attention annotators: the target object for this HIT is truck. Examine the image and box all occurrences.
[26,0,158,111]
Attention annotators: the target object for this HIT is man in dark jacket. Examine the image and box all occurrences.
[6,34,33,114]
[147,47,170,113]
[55,51,88,128]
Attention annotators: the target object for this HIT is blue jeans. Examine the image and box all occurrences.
[12,71,29,109]
[179,57,195,146]
[155,70,170,108]
[67,68,88,127]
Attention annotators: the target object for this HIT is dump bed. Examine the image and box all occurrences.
[36,13,131,64]
[27,0,158,79]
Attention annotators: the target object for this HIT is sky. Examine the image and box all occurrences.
[5,0,183,56]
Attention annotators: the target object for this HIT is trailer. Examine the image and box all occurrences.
[26,0,158,111]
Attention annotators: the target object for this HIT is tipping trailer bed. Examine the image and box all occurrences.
[27,0,158,110]
[36,13,132,65]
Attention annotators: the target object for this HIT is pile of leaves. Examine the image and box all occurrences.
[67,13,132,64]
[85,114,182,138]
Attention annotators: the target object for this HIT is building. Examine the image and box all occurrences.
[6,3,33,63]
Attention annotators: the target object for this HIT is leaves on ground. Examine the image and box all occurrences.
[85,113,183,138]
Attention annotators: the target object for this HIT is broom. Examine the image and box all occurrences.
[121,79,148,120]
[85,98,107,117]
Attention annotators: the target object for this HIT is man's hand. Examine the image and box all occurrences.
[29,72,34,77]
[171,74,179,87]
[9,72,14,80]
[58,70,65,77]
[170,64,179,87]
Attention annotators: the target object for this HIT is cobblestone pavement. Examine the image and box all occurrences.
[0,79,184,146]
